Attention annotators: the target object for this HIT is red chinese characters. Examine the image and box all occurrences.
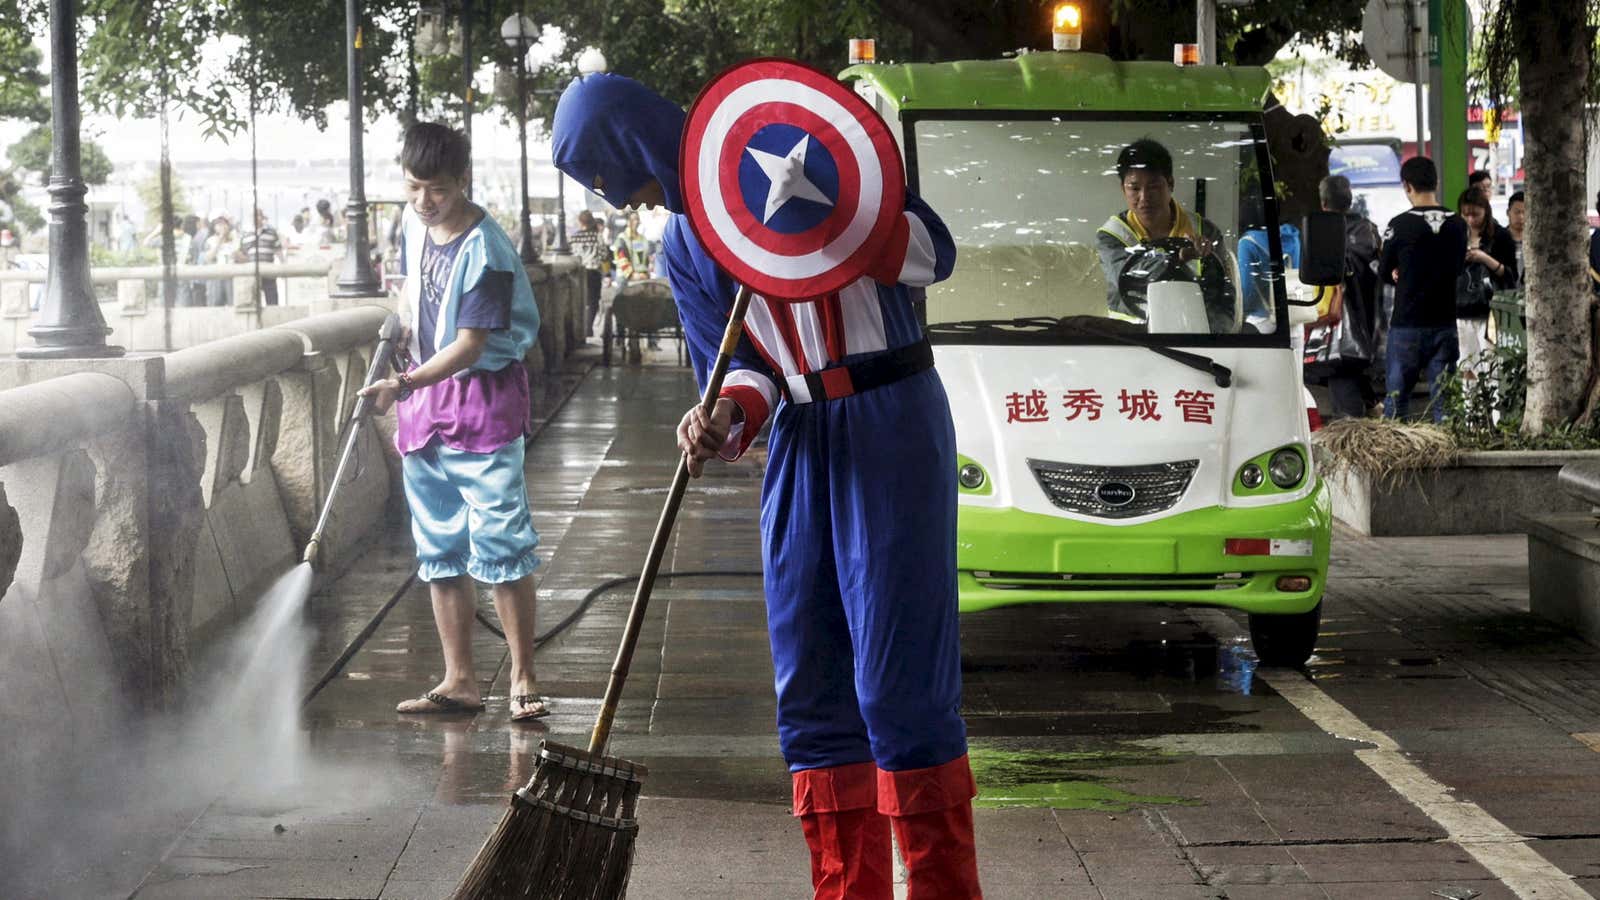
[1062,389,1104,421]
[1118,389,1162,421]
[1173,389,1217,424]
[1001,388,1218,425]
[1004,389,1050,424]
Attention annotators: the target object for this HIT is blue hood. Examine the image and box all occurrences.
[552,73,687,214]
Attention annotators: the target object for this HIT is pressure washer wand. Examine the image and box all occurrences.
[302,313,404,570]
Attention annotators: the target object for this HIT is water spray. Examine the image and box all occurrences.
[302,312,405,571]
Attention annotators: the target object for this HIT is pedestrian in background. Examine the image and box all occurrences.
[238,209,285,306]
[1379,157,1467,422]
[1506,190,1525,288]
[184,213,208,307]
[611,210,660,349]
[1320,174,1383,419]
[568,209,606,338]
[1236,194,1299,334]
[204,210,238,307]
[1588,191,1600,298]
[1468,169,1493,202]
[1455,188,1517,375]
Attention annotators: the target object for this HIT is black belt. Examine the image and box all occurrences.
[784,338,935,404]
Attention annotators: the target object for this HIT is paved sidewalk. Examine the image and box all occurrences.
[73,358,1600,898]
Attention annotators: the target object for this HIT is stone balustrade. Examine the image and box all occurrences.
[0,257,376,354]
[0,257,587,760]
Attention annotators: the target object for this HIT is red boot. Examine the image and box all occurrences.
[793,762,894,900]
[879,755,983,899]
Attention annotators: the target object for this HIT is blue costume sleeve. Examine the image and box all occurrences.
[663,217,782,458]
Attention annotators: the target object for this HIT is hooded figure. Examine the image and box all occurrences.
[555,73,981,899]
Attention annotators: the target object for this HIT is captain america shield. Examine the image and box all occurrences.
[681,58,904,302]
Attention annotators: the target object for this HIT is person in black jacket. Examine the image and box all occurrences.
[1379,157,1468,422]
[1318,175,1383,418]
[1455,188,1518,375]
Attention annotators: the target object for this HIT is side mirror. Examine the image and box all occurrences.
[1298,211,1347,288]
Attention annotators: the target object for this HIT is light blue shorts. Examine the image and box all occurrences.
[402,439,541,583]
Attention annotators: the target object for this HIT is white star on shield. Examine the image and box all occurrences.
[746,134,834,224]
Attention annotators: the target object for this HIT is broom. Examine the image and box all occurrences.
[450,285,755,900]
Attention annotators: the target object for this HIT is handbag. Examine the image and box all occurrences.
[1456,262,1494,318]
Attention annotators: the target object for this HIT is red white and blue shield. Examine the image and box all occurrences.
[681,58,905,302]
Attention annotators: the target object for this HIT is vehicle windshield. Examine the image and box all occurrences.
[913,116,1286,344]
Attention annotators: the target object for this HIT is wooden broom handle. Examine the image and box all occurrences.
[589,284,753,755]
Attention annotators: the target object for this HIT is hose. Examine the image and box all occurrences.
[471,570,764,642]
[302,569,763,708]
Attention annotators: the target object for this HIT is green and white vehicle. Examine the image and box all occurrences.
[843,52,1334,666]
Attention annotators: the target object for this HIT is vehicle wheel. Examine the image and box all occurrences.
[1249,601,1322,667]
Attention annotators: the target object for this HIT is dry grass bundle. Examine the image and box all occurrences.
[1313,418,1459,488]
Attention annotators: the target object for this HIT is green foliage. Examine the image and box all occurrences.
[6,126,114,185]
[1439,341,1600,450]
[0,1,49,124]
[0,166,42,232]
[0,0,1369,141]
[135,170,191,224]
[90,244,159,267]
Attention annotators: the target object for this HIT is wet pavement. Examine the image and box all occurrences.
[23,348,1600,898]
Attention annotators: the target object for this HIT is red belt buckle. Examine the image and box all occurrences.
[818,366,855,400]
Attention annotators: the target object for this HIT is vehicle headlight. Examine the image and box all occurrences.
[959,463,986,490]
[1268,448,1305,488]
[1239,463,1264,489]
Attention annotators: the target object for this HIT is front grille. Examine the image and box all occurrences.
[1026,458,1199,519]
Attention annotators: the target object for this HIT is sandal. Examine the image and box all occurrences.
[511,694,551,721]
[396,691,484,715]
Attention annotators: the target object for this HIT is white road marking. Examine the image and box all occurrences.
[1261,669,1593,899]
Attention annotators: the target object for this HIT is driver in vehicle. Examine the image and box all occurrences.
[1095,138,1235,331]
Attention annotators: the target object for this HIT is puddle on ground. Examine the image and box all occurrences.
[968,746,1196,811]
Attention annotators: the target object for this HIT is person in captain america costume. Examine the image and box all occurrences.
[552,71,982,899]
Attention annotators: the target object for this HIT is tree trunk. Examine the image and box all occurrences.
[1518,0,1593,431]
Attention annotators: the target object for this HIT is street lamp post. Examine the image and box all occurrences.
[501,13,538,264]
[332,0,383,297]
[21,0,122,358]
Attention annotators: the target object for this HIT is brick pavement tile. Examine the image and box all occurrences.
[1525,838,1600,881]
[1218,753,1403,805]
[1220,885,1331,899]
[1079,848,1196,884]
[137,856,393,899]
[1185,845,1310,885]
[1055,810,1177,852]
[974,808,1091,885]
[1253,802,1445,843]
[380,878,459,899]
[385,803,502,884]
[1095,885,1223,899]
[1158,804,1280,846]
[1318,880,1517,900]
[1286,841,1492,883]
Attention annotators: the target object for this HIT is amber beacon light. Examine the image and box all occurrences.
[849,37,877,65]
[1052,3,1083,51]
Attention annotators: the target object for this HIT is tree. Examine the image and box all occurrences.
[7,126,114,186]
[0,0,48,124]
[1476,0,1598,432]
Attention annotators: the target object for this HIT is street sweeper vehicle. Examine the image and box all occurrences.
[842,35,1343,667]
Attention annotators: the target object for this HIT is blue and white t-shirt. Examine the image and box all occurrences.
[407,214,512,364]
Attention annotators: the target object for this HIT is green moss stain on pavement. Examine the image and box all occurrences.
[969,746,1198,811]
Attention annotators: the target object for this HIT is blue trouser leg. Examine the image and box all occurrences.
[763,369,968,774]
[1422,325,1460,424]
[763,404,873,771]
[1384,327,1423,420]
